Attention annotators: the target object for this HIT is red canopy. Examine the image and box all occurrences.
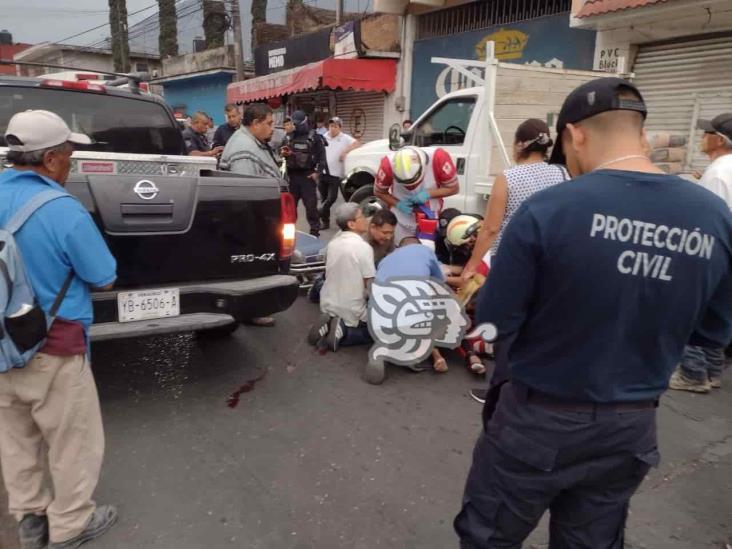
[575,0,667,18]
[227,58,397,104]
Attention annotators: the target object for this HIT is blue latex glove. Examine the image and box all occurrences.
[396,199,413,214]
[411,190,431,205]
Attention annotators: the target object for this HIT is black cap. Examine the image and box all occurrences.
[697,112,732,141]
[291,110,307,125]
[549,77,648,165]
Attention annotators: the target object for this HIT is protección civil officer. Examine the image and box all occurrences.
[454,77,732,547]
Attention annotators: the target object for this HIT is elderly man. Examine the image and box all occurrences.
[0,111,118,549]
[670,112,732,393]
[308,203,374,351]
[219,103,280,327]
[212,104,242,149]
[319,117,361,230]
[182,111,223,158]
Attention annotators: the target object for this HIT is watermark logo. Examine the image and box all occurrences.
[368,278,497,365]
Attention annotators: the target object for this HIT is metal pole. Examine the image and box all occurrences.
[231,0,245,82]
[336,0,343,25]
[484,41,512,170]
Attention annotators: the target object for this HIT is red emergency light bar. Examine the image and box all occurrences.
[40,79,107,93]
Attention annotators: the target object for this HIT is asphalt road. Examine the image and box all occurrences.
[1,296,730,549]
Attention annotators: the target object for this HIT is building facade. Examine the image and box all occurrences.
[154,46,250,125]
[228,12,401,143]
[13,43,159,78]
[572,0,732,174]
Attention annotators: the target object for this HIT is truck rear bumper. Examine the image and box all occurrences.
[91,275,299,340]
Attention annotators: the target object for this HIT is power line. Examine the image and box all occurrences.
[85,3,205,49]
[53,2,158,45]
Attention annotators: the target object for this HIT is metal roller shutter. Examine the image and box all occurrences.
[633,33,732,172]
[335,91,386,143]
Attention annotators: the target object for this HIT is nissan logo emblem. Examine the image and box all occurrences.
[133,180,159,200]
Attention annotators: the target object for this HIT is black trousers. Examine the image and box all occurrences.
[318,174,341,222]
[289,172,320,235]
[455,382,659,548]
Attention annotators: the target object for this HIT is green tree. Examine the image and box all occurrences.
[108,0,131,73]
[250,0,267,51]
[203,0,226,50]
[158,0,178,58]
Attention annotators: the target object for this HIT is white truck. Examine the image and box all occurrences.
[342,44,605,216]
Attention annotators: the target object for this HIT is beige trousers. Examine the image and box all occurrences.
[0,353,104,543]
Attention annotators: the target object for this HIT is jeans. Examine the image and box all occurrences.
[289,172,320,235]
[679,345,725,382]
[340,321,372,347]
[318,174,341,222]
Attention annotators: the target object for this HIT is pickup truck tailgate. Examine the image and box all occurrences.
[67,173,285,288]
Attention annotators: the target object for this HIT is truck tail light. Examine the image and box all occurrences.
[280,192,296,259]
[40,79,107,93]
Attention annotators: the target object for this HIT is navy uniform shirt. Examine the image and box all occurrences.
[181,127,210,154]
[476,169,732,402]
[212,123,238,149]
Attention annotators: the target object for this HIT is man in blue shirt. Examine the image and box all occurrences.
[0,110,118,549]
[375,236,445,283]
[375,237,451,373]
[455,79,732,547]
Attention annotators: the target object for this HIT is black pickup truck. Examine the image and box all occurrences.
[0,75,299,340]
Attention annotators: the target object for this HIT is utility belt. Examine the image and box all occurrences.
[511,381,658,415]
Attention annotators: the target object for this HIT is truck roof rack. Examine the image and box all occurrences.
[0,59,151,94]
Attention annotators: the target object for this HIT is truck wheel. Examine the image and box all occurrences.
[196,322,239,339]
[350,185,385,217]
[363,356,386,385]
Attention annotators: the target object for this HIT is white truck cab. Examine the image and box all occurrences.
[343,45,605,216]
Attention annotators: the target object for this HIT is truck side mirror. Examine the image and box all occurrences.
[388,123,403,151]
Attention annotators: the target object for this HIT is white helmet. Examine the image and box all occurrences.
[446,215,482,247]
[392,146,428,187]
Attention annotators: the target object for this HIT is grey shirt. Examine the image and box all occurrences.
[219,126,282,179]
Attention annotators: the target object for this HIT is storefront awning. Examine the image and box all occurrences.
[227,58,397,104]
[575,0,667,18]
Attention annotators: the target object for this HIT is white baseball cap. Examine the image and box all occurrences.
[4,110,91,152]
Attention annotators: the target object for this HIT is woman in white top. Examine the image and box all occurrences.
[462,119,568,279]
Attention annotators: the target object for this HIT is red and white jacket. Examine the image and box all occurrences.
[375,147,458,237]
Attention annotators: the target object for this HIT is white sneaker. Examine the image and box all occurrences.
[669,370,711,394]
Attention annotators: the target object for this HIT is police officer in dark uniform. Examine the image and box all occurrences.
[283,111,327,237]
[454,78,732,547]
[182,111,223,158]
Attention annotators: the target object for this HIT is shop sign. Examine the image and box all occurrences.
[594,46,628,73]
[410,13,596,116]
[268,47,286,70]
[254,28,334,76]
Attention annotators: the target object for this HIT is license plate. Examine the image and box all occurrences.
[117,288,180,323]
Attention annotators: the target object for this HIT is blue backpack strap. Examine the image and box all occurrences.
[5,190,71,234]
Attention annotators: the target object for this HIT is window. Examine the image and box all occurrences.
[412,97,476,147]
[0,87,184,155]
[417,0,571,40]
[135,63,149,72]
